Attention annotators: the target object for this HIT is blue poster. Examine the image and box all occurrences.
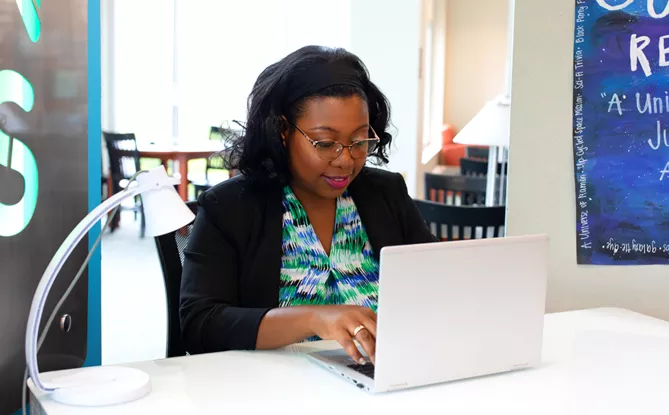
[573,0,669,265]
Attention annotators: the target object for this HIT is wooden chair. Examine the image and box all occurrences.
[103,132,146,237]
[414,199,505,241]
[154,201,198,357]
[424,172,500,206]
[460,157,488,177]
[459,157,508,177]
[466,146,489,159]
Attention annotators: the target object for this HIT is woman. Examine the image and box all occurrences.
[180,45,435,365]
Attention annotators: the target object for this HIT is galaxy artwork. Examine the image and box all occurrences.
[573,0,669,264]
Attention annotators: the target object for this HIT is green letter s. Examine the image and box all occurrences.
[15,0,41,43]
[0,70,38,237]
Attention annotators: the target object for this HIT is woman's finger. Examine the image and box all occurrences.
[359,314,377,339]
[352,325,376,364]
[334,329,365,365]
[362,307,378,322]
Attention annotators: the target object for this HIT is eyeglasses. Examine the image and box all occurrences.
[292,123,381,162]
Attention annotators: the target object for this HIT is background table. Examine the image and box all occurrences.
[138,142,222,200]
[431,164,460,176]
[30,308,669,414]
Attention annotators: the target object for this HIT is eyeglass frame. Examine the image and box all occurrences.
[290,122,382,161]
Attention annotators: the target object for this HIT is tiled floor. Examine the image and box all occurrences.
[101,210,167,365]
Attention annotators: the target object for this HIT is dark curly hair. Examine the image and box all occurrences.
[224,45,393,185]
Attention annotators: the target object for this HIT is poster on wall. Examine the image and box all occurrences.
[572,0,669,265]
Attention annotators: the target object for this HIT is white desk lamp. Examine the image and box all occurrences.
[25,166,195,406]
[453,0,515,207]
[453,94,510,206]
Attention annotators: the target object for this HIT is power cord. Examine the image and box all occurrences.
[22,171,145,415]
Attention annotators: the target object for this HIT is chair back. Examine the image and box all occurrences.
[459,157,508,177]
[154,201,198,358]
[466,146,489,159]
[459,157,489,176]
[425,172,499,206]
[103,132,140,194]
[414,199,505,241]
[209,126,223,140]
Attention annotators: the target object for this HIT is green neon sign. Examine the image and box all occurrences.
[0,70,38,237]
[15,0,41,42]
[0,2,40,236]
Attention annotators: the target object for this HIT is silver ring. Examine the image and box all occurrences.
[352,325,366,337]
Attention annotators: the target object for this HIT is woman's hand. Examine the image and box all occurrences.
[309,305,377,365]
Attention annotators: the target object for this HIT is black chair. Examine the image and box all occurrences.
[424,172,500,206]
[154,201,198,358]
[466,146,489,159]
[192,125,237,198]
[103,132,146,237]
[414,199,505,241]
[460,157,507,177]
[460,157,488,177]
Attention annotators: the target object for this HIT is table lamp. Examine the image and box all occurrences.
[454,94,510,148]
[453,93,510,206]
[25,165,195,406]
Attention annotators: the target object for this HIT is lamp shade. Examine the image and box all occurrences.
[134,166,195,237]
[453,95,511,147]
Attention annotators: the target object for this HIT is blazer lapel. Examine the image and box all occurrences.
[243,183,284,307]
[263,184,284,304]
[349,169,403,259]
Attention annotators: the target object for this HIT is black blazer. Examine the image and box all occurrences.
[180,167,435,354]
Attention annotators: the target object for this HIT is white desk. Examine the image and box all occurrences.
[30,308,669,414]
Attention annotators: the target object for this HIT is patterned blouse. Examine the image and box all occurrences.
[278,186,380,314]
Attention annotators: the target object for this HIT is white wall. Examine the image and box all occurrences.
[506,0,669,321]
[443,0,509,132]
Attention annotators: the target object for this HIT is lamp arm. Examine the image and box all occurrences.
[26,183,153,392]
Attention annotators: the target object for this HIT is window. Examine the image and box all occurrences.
[419,0,446,155]
[104,0,425,199]
[173,0,352,141]
[106,0,175,142]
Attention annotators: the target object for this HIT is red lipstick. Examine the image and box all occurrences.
[322,175,350,190]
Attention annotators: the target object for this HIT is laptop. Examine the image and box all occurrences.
[307,234,549,393]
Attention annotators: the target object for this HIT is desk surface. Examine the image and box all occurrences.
[31,308,669,414]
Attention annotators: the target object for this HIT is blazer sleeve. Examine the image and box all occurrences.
[179,193,271,354]
[394,173,438,244]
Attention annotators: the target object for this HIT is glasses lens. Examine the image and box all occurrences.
[349,140,378,159]
[366,139,379,154]
[315,141,342,161]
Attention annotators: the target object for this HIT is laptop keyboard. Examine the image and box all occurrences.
[347,363,375,379]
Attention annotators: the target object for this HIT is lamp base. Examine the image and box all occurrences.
[48,366,151,406]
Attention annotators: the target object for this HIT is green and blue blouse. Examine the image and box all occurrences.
[278,186,379,313]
